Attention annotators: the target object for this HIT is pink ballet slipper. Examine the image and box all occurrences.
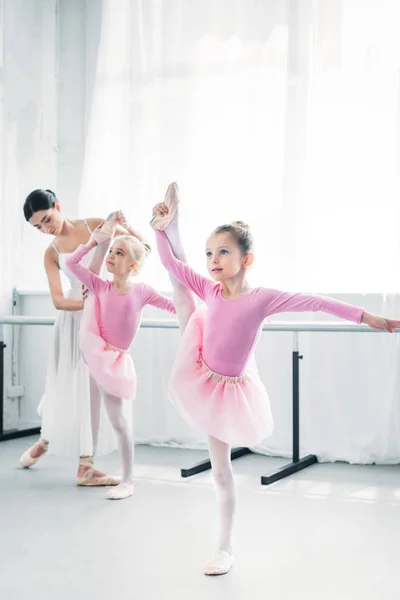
[91,211,120,244]
[76,457,121,487]
[150,182,179,231]
[20,439,49,468]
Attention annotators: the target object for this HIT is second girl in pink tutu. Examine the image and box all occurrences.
[65,212,176,499]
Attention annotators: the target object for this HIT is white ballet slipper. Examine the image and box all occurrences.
[203,550,234,576]
[20,440,48,468]
[106,482,134,500]
[150,182,179,230]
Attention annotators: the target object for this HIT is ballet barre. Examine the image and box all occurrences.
[0,317,398,486]
[0,315,395,333]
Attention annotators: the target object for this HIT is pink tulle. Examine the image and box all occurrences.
[79,294,136,399]
[169,305,274,446]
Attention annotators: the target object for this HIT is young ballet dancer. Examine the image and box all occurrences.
[151,183,400,576]
[65,212,176,499]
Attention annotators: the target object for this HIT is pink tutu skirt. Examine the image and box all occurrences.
[169,305,274,446]
[79,294,137,400]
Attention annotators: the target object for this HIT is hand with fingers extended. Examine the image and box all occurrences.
[361,312,400,333]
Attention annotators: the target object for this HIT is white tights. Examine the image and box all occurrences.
[102,391,133,484]
[89,376,102,454]
[208,436,236,553]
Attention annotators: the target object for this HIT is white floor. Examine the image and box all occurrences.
[1,437,400,600]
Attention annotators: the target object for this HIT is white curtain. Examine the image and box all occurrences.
[0,0,58,429]
[79,0,400,293]
[1,0,58,309]
[9,0,400,463]
[75,0,400,463]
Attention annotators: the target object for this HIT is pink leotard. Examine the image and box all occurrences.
[155,231,364,377]
[66,244,176,350]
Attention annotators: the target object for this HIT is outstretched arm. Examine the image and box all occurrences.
[155,230,213,301]
[261,288,400,332]
[261,289,363,322]
[140,284,176,315]
[65,239,105,295]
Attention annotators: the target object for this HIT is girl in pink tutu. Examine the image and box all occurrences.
[65,213,176,499]
[151,184,400,575]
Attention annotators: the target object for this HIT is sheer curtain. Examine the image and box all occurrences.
[0,0,59,429]
[74,0,400,463]
[79,0,400,293]
[1,0,58,306]
[11,0,400,462]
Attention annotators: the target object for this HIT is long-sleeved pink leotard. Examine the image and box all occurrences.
[66,244,176,350]
[155,231,364,377]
